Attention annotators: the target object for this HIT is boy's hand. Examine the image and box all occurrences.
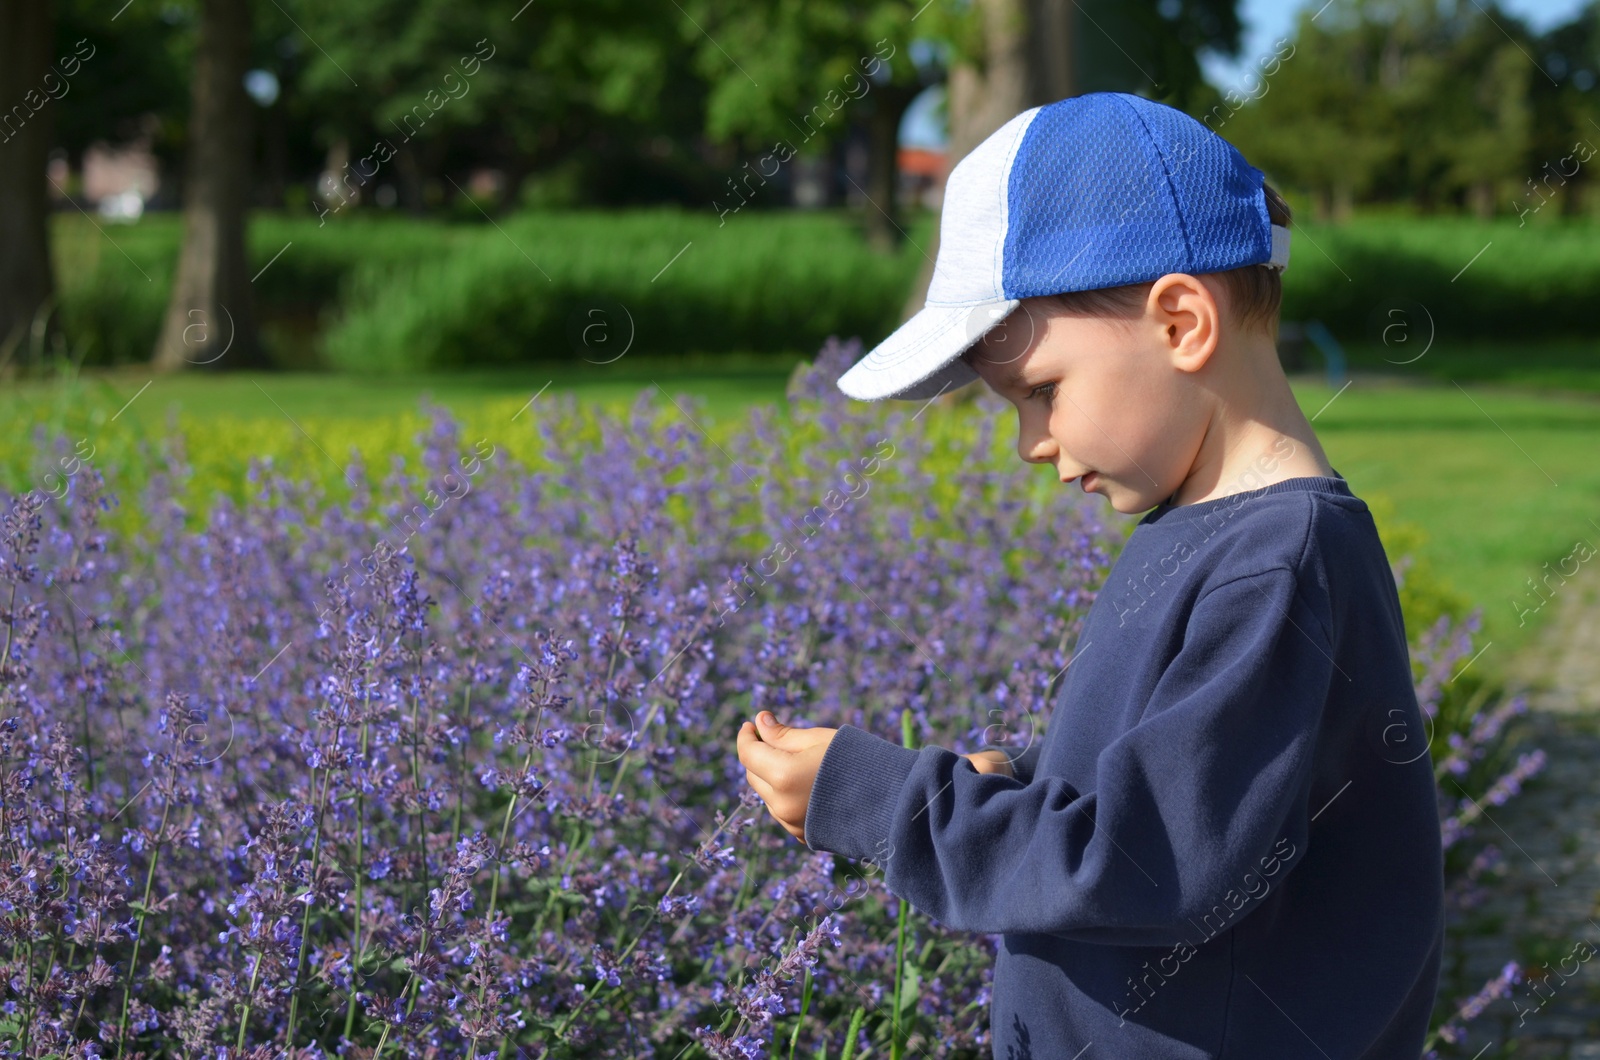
[964,749,1016,778]
[737,711,836,844]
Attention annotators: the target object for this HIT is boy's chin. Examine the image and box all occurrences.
[1101,483,1156,515]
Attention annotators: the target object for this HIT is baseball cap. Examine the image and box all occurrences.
[835,91,1292,402]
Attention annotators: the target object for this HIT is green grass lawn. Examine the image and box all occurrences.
[1335,339,1600,394]
[7,359,1597,684]
[8,353,805,428]
[1287,373,1600,666]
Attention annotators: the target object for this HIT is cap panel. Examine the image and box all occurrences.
[1001,93,1187,298]
[1117,94,1273,273]
[926,106,1042,306]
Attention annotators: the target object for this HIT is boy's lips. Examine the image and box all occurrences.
[1063,471,1097,491]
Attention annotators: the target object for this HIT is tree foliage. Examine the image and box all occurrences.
[1222,0,1600,220]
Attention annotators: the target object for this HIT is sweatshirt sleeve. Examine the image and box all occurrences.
[802,566,1335,947]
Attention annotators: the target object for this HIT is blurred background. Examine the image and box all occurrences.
[2,0,1596,376]
[4,0,1599,648]
[1,0,1597,636]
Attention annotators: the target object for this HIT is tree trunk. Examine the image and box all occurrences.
[152,0,264,372]
[1332,183,1353,223]
[0,0,58,371]
[1025,0,1076,105]
[1465,180,1493,220]
[898,0,1074,322]
[863,82,921,252]
[1313,186,1333,224]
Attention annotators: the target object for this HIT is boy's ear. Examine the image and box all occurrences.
[1147,272,1219,373]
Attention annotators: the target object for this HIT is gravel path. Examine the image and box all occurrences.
[1435,567,1600,1058]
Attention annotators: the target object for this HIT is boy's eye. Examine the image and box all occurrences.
[1028,382,1057,403]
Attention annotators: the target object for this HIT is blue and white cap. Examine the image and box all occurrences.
[836,91,1291,402]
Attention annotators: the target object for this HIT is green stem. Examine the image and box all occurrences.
[452,667,475,841]
[20,938,35,1054]
[237,951,263,1050]
[892,898,909,1060]
[605,697,662,796]
[344,718,372,1042]
[283,762,337,1046]
[2,574,17,687]
[411,629,437,925]
[533,616,630,948]
[372,919,429,1057]
[29,921,65,1052]
[343,601,382,1046]
[891,708,916,1060]
[530,818,586,943]
[69,905,103,1041]
[58,563,95,793]
[787,967,814,1060]
[464,741,538,1060]
[116,790,172,1058]
[553,807,743,1035]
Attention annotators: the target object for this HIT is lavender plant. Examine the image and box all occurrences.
[0,338,1537,1059]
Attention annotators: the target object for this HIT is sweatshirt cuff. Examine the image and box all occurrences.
[804,722,923,861]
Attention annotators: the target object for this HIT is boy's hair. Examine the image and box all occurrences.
[986,183,1293,344]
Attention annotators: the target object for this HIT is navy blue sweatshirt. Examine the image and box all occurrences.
[804,474,1444,1058]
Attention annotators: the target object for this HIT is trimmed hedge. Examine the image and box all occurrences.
[50,209,1600,372]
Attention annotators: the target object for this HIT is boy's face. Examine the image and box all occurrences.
[965,277,1219,515]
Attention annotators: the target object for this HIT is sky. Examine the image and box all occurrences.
[900,0,1594,147]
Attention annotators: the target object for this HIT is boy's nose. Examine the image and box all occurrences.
[1018,432,1058,465]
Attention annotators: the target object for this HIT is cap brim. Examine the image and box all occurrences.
[836,299,1021,402]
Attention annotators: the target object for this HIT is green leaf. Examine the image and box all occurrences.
[837,1005,866,1060]
[897,961,920,1014]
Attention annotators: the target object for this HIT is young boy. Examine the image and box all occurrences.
[736,91,1444,1057]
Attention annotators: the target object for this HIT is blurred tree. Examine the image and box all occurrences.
[1382,2,1534,216]
[152,0,264,371]
[52,0,191,197]
[291,0,701,214]
[682,0,942,250]
[0,0,59,369]
[1221,0,1595,221]
[1524,4,1600,220]
[1220,5,1397,222]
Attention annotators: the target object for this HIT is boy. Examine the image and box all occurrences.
[736,92,1444,1057]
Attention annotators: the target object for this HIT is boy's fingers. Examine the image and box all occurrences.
[755,714,831,751]
[737,720,792,777]
[744,767,778,804]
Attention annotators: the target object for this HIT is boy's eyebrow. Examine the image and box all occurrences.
[984,357,1031,391]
